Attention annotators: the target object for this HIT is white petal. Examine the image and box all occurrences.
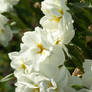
[83,59,92,72]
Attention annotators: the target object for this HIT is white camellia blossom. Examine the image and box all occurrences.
[0,14,13,46]
[0,0,19,13]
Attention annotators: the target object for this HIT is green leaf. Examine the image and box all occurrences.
[65,44,84,70]
[72,85,88,91]
[0,73,14,83]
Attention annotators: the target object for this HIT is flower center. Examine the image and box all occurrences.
[32,88,40,92]
[21,63,26,70]
[37,44,45,54]
[58,9,64,15]
[51,16,62,23]
[49,82,53,87]
[32,84,40,92]
[50,9,64,23]
[49,82,58,92]
[55,39,61,45]
[19,61,26,70]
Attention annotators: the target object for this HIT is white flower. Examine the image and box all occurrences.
[21,27,65,70]
[41,12,75,45]
[8,50,33,78]
[9,46,66,81]
[82,59,92,89]
[58,12,75,44]
[9,27,66,79]
[15,67,75,92]
[15,72,57,92]
[72,59,92,92]
[41,0,69,17]
[39,65,69,83]
[40,0,69,31]
[0,14,13,46]
[21,27,53,70]
[40,0,75,45]
[8,0,78,92]
[0,0,19,13]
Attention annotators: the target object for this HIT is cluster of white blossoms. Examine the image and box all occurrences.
[8,0,92,92]
[0,0,19,46]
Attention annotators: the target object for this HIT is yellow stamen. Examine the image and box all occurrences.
[58,9,64,15]
[43,51,46,56]
[50,9,64,23]
[34,84,38,87]
[20,62,26,70]
[32,88,40,92]
[55,39,61,45]
[49,82,58,92]
[50,16,62,23]
[49,82,53,87]
[37,44,45,54]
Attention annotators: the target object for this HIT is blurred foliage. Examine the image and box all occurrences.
[0,0,92,91]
